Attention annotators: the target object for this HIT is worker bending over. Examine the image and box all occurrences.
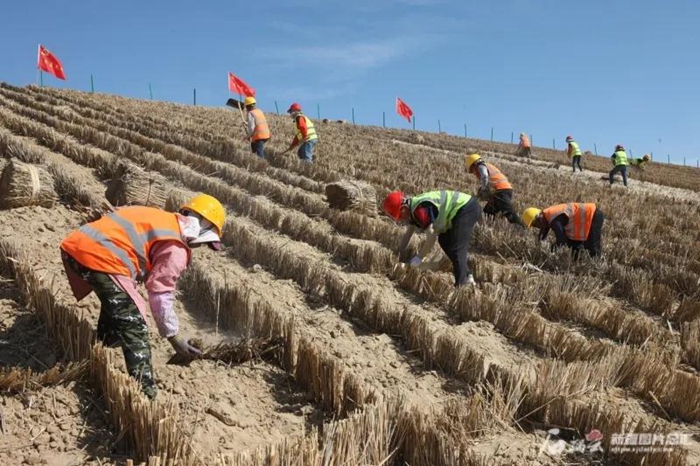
[630,153,650,171]
[60,195,226,399]
[244,97,270,159]
[609,144,629,187]
[517,133,532,158]
[522,202,604,258]
[382,190,481,286]
[286,103,318,163]
[566,136,583,172]
[466,153,525,228]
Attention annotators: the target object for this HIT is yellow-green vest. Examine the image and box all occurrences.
[613,150,628,166]
[295,114,318,142]
[409,190,471,234]
[569,141,582,157]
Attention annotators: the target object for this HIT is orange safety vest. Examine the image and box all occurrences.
[61,207,191,281]
[543,203,596,241]
[475,163,512,191]
[249,108,271,142]
[520,135,531,148]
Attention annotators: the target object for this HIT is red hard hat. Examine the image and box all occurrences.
[616,144,624,150]
[566,135,573,141]
[287,102,302,113]
[382,191,405,221]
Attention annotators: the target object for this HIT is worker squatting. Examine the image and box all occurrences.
[59,126,639,398]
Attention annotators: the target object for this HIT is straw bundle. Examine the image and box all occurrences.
[325,180,377,216]
[0,160,57,208]
[105,162,170,208]
[167,337,283,366]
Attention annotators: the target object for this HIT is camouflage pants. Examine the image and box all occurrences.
[65,256,157,399]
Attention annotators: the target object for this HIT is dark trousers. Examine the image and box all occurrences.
[483,189,525,228]
[569,208,604,259]
[64,255,157,399]
[437,197,481,286]
[572,156,583,172]
[516,147,532,158]
[609,165,628,186]
[251,139,268,159]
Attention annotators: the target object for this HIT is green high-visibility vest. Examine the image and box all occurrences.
[410,190,471,234]
[613,150,628,166]
[569,142,582,157]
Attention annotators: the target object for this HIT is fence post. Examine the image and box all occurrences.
[464,124,467,138]
[667,154,670,164]
[594,143,598,155]
[317,104,321,120]
[90,75,95,93]
[351,108,355,125]
[193,88,196,106]
[530,134,533,146]
[438,119,441,133]
[552,138,555,149]
[629,148,633,157]
[490,127,494,141]
[684,157,686,166]
[274,101,280,114]
[383,111,386,128]
[149,83,153,100]
[412,117,416,130]
[511,132,514,144]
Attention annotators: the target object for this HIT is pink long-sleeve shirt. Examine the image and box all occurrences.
[63,241,190,338]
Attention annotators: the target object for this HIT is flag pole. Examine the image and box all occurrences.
[36,45,40,86]
[40,71,43,87]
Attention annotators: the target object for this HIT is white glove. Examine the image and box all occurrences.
[409,256,422,267]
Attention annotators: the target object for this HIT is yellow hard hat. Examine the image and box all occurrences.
[521,208,542,228]
[244,96,256,106]
[465,153,482,171]
[181,194,226,235]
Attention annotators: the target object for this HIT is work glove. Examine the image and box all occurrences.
[477,186,492,201]
[168,335,202,360]
[408,256,423,267]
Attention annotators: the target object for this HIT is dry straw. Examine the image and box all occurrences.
[325,179,378,216]
[0,159,57,208]
[105,161,170,208]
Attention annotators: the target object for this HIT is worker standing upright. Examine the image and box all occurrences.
[286,103,318,163]
[522,203,604,258]
[566,136,583,172]
[609,144,629,187]
[516,133,532,158]
[381,189,481,287]
[465,153,525,228]
[60,195,226,399]
[244,97,270,159]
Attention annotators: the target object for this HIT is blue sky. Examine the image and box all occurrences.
[1,0,698,165]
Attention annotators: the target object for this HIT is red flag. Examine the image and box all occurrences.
[396,97,413,123]
[228,72,255,97]
[37,45,66,80]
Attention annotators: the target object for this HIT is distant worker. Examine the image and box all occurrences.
[630,153,651,171]
[516,132,532,158]
[465,153,525,228]
[244,97,270,159]
[609,144,629,187]
[60,195,226,399]
[381,189,481,287]
[566,135,583,172]
[285,103,318,163]
[522,202,604,258]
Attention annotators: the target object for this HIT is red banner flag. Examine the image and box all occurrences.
[228,72,255,97]
[37,45,66,80]
[396,97,413,123]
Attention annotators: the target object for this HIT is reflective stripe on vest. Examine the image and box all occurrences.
[410,190,472,234]
[477,163,512,191]
[542,203,596,241]
[569,142,582,156]
[295,114,318,142]
[613,150,628,166]
[61,207,187,281]
[249,109,270,142]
